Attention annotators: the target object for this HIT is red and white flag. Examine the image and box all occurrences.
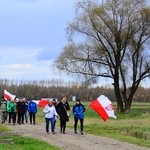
[4,89,16,101]
[90,95,116,121]
[38,98,49,108]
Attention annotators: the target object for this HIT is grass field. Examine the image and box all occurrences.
[37,102,150,148]
[0,134,59,150]
[83,105,150,147]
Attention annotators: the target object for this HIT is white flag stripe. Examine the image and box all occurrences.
[97,95,116,119]
[4,89,16,100]
[97,95,111,108]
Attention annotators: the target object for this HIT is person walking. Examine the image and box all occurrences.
[72,99,86,135]
[0,97,7,124]
[23,98,28,123]
[57,96,70,134]
[6,98,16,125]
[17,98,26,125]
[28,99,37,125]
[43,99,58,134]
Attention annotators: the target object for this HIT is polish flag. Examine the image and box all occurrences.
[90,95,116,121]
[38,98,49,108]
[4,89,16,101]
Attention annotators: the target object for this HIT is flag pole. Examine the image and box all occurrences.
[85,102,91,109]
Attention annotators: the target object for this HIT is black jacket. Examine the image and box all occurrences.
[57,101,70,122]
[17,101,26,113]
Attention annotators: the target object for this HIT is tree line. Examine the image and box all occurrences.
[0,79,149,103]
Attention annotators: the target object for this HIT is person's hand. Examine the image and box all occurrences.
[46,110,50,113]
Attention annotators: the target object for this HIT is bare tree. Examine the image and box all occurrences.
[55,0,150,112]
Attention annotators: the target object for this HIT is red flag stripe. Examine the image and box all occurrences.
[90,99,109,121]
[4,93,11,100]
[4,90,16,100]
[38,99,49,108]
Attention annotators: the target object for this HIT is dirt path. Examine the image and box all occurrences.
[8,123,149,150]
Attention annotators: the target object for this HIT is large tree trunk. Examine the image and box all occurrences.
[124,101,131,113]
[122,90,132,113]
[114,76,125,112]
[115,89,124,112]
[124,85,138,112]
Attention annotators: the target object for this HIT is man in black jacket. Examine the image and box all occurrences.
[17,98,26,125]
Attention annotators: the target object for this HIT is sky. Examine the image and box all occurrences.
[0,0,76,82]
[0,0,149,88]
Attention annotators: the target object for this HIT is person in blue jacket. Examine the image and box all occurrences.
[72,99,86,135]
[28,99,37,125]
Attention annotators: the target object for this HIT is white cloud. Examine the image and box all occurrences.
[0,46,54,80]
[0,46,40,62]
[5,64,33,70]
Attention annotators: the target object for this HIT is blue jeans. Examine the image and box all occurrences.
[45,117,55,133]
[54,116,57,129]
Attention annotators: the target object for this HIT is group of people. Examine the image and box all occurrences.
[43,96,86,135]
[0,95,86,135]
[0,97,37,125]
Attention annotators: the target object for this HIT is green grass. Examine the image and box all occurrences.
[0,124,10,132]
[0,134,60,150]
[0,119,59,149]
[84,123,150,147]
[83,103,150,147]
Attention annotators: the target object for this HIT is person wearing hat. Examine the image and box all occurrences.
[72,99,86,135]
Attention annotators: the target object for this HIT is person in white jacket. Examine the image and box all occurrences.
[43,99,58,134]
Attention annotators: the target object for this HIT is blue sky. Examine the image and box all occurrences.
[0,0,149,88]
[0,0,76,81]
